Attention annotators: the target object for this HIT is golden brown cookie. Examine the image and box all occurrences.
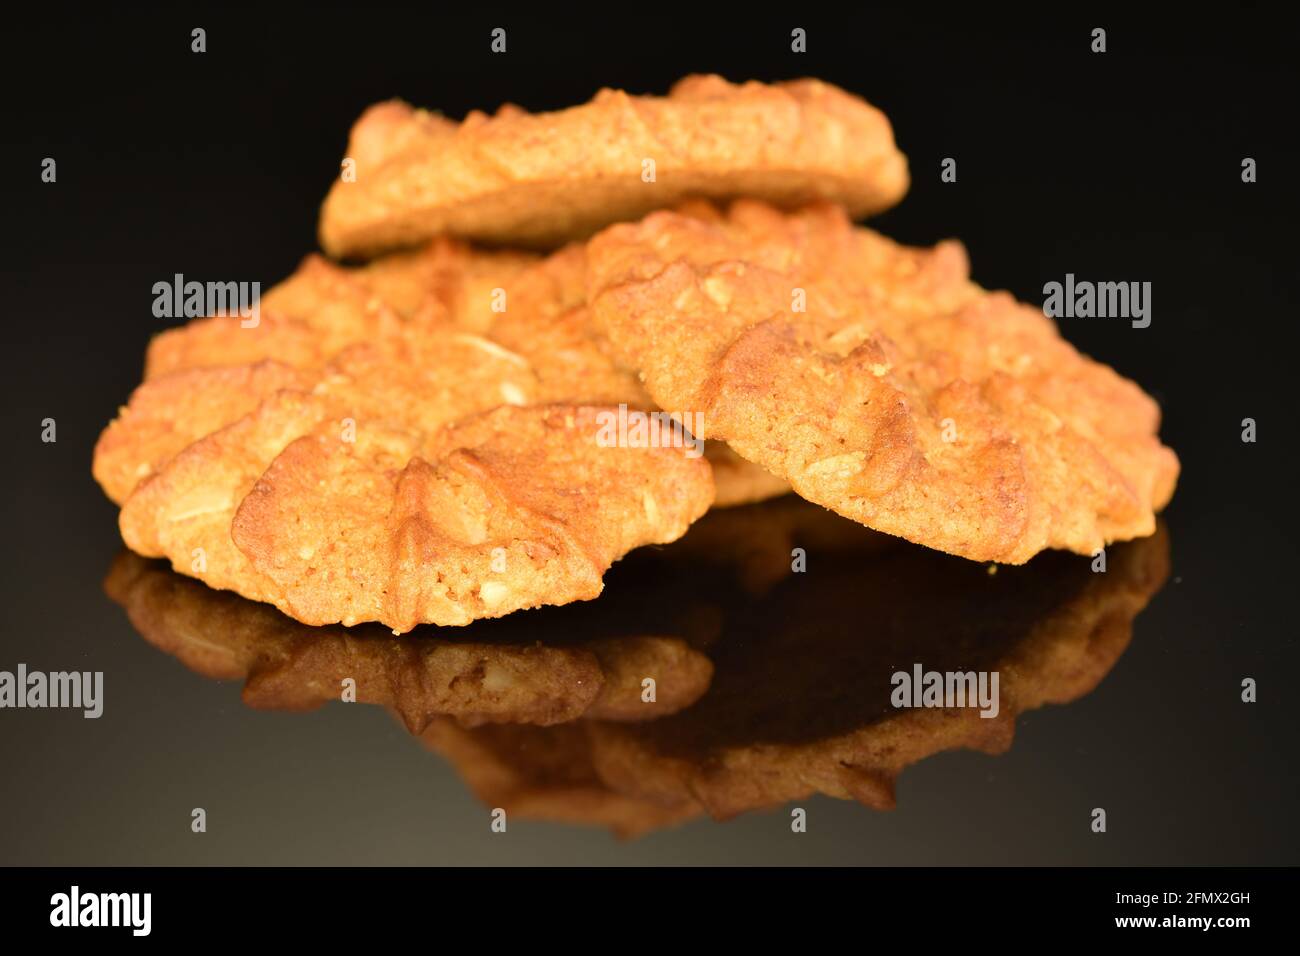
[118,344,715,630]
[587,200,1179,563]
[105,550,712,728]
[108,318,737,632]
[318,75,909,256]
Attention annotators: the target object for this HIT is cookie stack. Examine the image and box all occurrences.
[95,75,1179,827]
[94,75,1177,635]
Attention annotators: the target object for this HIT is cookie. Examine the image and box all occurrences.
[118,351,715,629]
[587,200,1179,563]
[318,75,909,256]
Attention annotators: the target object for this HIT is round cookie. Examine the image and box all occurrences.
[319,75,909,256]
[586,200,1179,564]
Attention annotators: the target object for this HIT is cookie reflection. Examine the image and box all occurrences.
[104,495,858,730]
[414,503,1170,836]
[105,552,716,730]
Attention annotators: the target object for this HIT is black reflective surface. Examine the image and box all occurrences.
[1,10,1296,864]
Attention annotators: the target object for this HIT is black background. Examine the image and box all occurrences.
[0,7,1296,865]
